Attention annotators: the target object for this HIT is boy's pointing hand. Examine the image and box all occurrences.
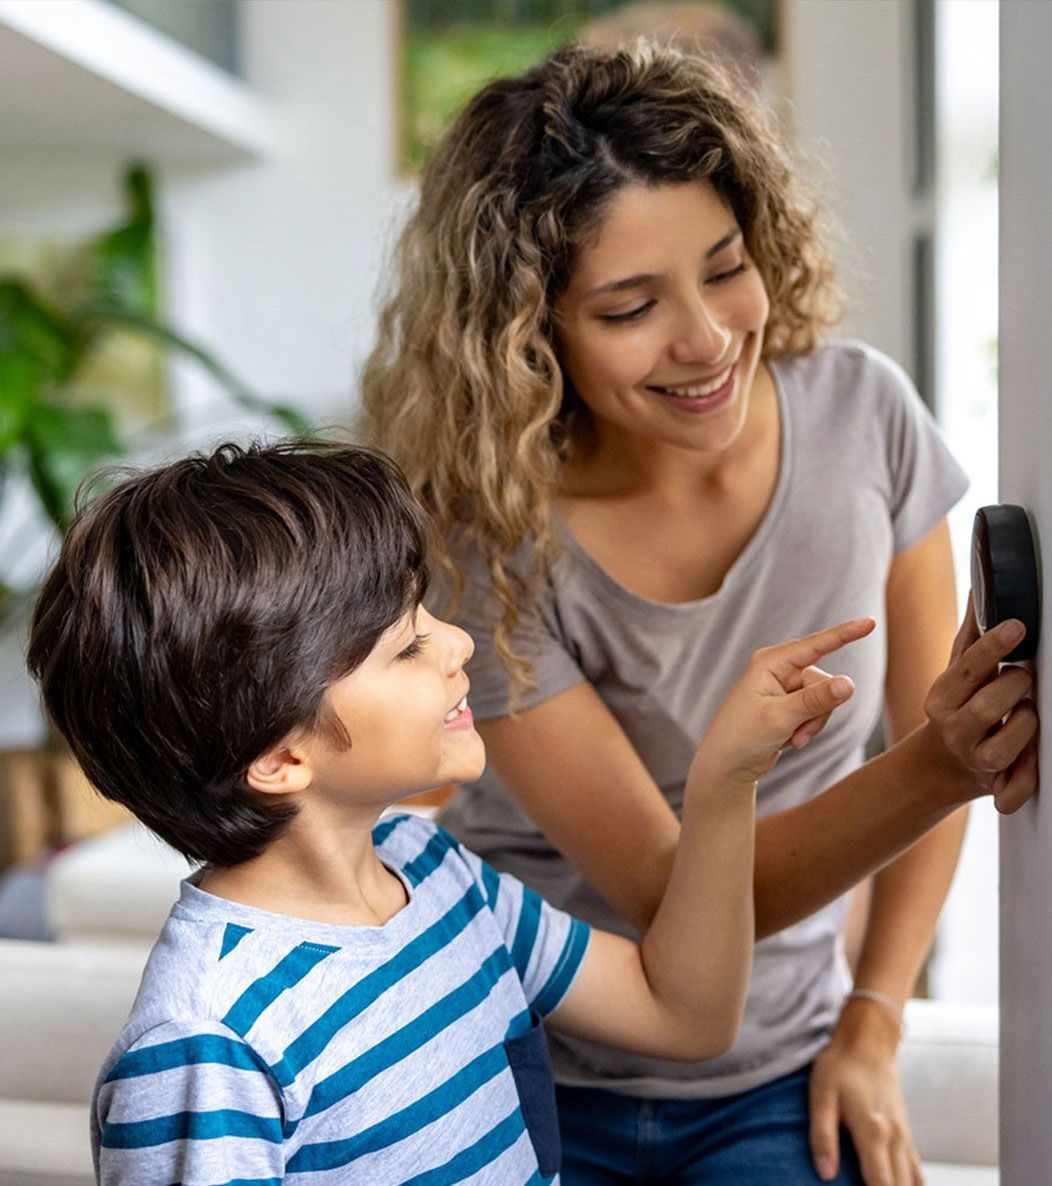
[695,618,877,790]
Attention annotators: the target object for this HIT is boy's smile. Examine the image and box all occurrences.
[300,605,485,806]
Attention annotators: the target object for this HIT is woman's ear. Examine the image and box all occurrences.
[246,738,313,797]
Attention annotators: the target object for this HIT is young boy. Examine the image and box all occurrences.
[28,442,869,1185]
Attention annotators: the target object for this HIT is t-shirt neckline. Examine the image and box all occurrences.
[175,855,418,948]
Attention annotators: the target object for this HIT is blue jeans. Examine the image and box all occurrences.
[556,1065,864,1185]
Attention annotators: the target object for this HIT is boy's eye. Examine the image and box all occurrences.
[397,633,430,661]
[600,299,656,324]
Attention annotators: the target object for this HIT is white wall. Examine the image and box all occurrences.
[0,0,402,745]
[781,0,1001,1006]
[779,0,918,368]
[163,0,402,430]
[999,5,1052,1178]
[928,0,1000,1008]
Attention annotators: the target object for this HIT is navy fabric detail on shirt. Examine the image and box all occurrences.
[505,1012,562,1176]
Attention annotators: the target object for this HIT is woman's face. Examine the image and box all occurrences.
[554,180,770,458]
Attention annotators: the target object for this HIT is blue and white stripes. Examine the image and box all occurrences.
[92,815,589,1185]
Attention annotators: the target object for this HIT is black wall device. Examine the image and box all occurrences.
[971,504,1041,662]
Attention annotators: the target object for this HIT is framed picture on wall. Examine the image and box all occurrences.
[398,0,779,175]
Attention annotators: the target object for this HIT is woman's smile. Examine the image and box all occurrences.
[646,360,739,414]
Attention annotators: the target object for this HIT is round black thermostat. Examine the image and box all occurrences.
[971,504,1041,662]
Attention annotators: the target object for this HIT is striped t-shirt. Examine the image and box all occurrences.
[92,814,591,1185]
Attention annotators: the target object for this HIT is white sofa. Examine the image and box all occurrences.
[0,823,1001,1185]
[0,940,147,1186]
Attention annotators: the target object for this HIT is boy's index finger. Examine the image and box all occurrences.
[768,618,876,682]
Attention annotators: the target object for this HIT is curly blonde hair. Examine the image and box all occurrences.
[362,40,842,698]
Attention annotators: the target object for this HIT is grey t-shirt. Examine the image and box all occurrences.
[437,341,969,1099]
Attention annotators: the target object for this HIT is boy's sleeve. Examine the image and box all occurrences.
[458,841,591,1017]
[94,1019,285,1186]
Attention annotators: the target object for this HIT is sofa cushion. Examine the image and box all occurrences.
[899,998,998,1168]
[0,1100,93,1186]
[0,940,146,1103]
[46,824,190,942]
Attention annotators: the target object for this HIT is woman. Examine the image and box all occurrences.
[363,43,1035,1186]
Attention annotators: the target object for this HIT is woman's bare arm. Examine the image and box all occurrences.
[479,610,1036,939]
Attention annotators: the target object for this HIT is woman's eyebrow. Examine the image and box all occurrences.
[585,228,742,298]
[587,272,656,297]
[705,228,741,257]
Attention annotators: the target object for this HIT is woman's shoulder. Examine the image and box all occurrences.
[772,339,915,397]
[771,339,925,431]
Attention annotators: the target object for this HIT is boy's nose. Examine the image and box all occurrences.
[442,622,474,673]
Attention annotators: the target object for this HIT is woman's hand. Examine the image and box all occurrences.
[809,998,921,1186]
[920,600,1038,813]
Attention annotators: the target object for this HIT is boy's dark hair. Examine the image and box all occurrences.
[27,441,431,867]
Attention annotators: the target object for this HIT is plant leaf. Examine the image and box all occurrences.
[24,403,124,530]
[78,303,313,435]
[0,281,77,384]
[87,164,157,316]
[0,355,44,456]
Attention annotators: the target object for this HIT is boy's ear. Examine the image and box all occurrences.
[246,738,313,797]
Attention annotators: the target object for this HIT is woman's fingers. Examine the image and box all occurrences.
[927,618,1026,714]
[949,591,980,663]
[889,1136,920,1186]
[993,743,1040,814]
[975,699,1039,772]
[929,659,1038,787]
[808,1068,841,1181]
[962,665,1033,731]
[854,1119,895,1186]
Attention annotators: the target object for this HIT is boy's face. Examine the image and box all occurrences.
[303,606,485,804]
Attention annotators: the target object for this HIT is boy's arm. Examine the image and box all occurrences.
[95,1021,285,1185]
[547,620,873,1061]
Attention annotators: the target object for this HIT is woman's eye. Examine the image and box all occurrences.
[397,633,430,661]
[708,263,748,284]
[600,299,656,324]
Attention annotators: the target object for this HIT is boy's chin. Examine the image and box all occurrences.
[445,753,487,785]
[448,735,487,784]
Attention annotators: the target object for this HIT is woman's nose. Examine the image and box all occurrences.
[670,299,732,365]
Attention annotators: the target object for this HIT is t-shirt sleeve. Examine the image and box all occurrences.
[94,1019,285,1186]
[458,841,591,1017]
[429,536,585,721]
[864,345,970,554]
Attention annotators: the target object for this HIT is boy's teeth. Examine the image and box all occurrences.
[444,697,467,722]
[660,365,732,398]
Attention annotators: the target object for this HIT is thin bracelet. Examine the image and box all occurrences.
[846,988,905,1033]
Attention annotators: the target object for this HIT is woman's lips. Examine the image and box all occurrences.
[648,361,738,414]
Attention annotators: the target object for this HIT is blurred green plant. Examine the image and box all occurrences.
[0,164,308,614]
